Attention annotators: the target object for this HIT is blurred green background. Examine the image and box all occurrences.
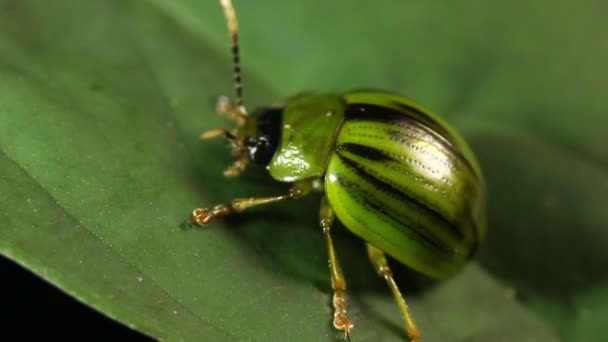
[1,0,606,341]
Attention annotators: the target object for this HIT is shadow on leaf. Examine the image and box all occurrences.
[469,127,608,303]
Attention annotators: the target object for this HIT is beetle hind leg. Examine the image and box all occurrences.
[320,196,354,340]
[366,243,421,342]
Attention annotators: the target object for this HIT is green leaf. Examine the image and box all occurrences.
[0,0,604,341]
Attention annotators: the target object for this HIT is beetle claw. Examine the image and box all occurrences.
[343,327,352,341]
[407,328,421,342]
[189,208,211,225]
[334,316,353,340]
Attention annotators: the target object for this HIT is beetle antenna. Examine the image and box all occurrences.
[220,0,247,115]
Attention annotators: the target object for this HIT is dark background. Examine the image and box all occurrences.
[1,255,152,341]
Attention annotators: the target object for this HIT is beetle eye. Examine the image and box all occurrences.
[244,107,282,166]
[245,135,274,166]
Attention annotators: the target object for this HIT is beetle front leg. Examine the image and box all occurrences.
[198,128,248,177]
[320,196,354,340]
[366,243,421,342]
[216,95,246,126]
[188,180,313,225]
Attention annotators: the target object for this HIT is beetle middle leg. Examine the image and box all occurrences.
[366,243,421,342]
[320,196,354,340]
[188,180,313,225]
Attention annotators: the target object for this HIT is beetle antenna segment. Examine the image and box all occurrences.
[220,0,247,115]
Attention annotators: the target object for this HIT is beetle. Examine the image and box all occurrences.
[189,1,486,341]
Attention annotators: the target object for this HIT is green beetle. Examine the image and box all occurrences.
[189,1,486,341]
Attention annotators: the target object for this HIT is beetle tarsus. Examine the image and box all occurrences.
[333,290,354,340]
[189,205,232,226]
[407,328,421,342]
[223,154,247,177]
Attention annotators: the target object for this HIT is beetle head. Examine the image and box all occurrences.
[201,101,282,177]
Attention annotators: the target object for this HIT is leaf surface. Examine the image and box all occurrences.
[2,0,605,341]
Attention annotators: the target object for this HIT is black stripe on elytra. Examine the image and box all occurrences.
[345,102,452,146]
[345,102,479,179]
[392,101,455,145]
[363,196,455,256]
[336,150,465,241]
[338,142,395,162]
[340,141,455,200]
[335,173,454,256]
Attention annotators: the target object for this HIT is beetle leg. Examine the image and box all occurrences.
[216,95,246,126]
[198,126,248,177]
[320,196,354,340]
[366,243,421,342]
[222,148,248,177]
[198,124,248,177]
[189,180,313,225]
[203,96,249,177]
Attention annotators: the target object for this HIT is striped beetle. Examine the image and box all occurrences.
[189,1,486,340]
